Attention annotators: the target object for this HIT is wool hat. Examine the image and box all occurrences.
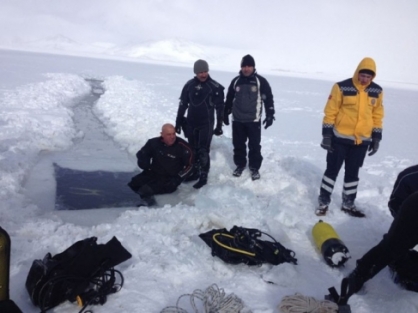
[241,54,255,67]
[194,59,209,74]
[359,69,375,76]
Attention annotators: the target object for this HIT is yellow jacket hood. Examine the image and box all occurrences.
[353,57,377,80]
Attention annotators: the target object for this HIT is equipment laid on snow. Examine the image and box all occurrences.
[325,278,352,313]
[160,284,247,313]
[25,236,132,313]
[278,293,338,313]
[312,220,350,267]
[199,226,297,266]
[0,226,23,313]
[389,249,418,292]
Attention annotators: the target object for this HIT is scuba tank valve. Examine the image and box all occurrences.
[312,220,350,267]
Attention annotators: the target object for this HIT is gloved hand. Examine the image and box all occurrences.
[368,139,380,156]
[169,175,183,187]
[262,116,275,129]
[175,124,181,134]
[223,108,231,126]
[175,116,184,134]
[214,121,223,136]
[320,136,333,152]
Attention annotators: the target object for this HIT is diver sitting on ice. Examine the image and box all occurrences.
[128,123,194,207]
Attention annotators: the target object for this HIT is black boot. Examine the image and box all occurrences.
[193,172,208,189]
[135,185,156,207]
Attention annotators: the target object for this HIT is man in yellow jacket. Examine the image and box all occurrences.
[316,57,384,217]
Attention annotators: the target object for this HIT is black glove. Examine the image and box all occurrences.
[223,108,231,126]
[262,116,275,129]
[175,116,184,134]
[214,121,223,136]
[169,175,183,187]
[320,136,333,152]
[368,139,380,156]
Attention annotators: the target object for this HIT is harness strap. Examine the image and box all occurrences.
[212,233,256,257]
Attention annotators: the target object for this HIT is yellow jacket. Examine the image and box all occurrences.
[323,57,384,145]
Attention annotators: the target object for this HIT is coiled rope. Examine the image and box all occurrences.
[160,284,246,313]
[278,293,338,313]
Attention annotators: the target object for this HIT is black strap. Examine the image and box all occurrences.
[325,278,352,312]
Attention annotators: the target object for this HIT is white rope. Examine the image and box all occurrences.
[161,284,246,313]
[278,293,338,313]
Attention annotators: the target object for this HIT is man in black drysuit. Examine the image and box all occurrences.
[388,164,418,218]
[175,59,225,189]
[346,190,418,295]
[223,54,275,180]
[128,123,193,206]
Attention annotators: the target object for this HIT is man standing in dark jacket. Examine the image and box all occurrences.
[224,54,275,180]
[128,123,193,206]
[175,59,225,189]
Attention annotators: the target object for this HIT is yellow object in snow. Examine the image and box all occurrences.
[312,220,350,267]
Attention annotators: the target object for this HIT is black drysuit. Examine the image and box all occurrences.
[388,164,418,217]
[176,76,224,174]
[352,192,418,290]
[128,136,193,197]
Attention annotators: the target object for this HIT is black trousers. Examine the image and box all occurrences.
[356,192,418,280]
[186,123,213,173]
[232,121,262,170]
[320,141,368,203]
[127,170,179,197]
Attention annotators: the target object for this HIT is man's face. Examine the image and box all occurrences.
[358,73,373,86]
[161,126,176,146]
[196,71,209,82]
[241,65,254,77]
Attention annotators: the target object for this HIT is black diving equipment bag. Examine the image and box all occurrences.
[199,226,297,266]
[25,236,132,312]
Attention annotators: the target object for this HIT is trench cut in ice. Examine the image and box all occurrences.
[54,164,140,210]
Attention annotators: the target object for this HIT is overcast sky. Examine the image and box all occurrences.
[1,0,418,84]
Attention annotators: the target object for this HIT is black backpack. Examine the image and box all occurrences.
[25,236,132,312]
[199,226,297,266]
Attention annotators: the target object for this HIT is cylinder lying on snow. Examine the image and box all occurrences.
[312,220,350,267]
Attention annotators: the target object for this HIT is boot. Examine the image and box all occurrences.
[135,185,156,207]
[250,168,260,180]
[233,166,245,177]
[193,172,208,189]
[342,193,365,217]
[316,194,330,216]
[137,195,156,207]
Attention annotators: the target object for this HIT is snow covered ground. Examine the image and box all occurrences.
[1,49,418,312]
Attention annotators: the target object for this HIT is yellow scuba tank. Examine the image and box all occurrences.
[312,220,350,267]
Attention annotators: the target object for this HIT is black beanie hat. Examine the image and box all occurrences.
[359,69,375,76]
[194,59,209,74]
[241,54,255,67]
